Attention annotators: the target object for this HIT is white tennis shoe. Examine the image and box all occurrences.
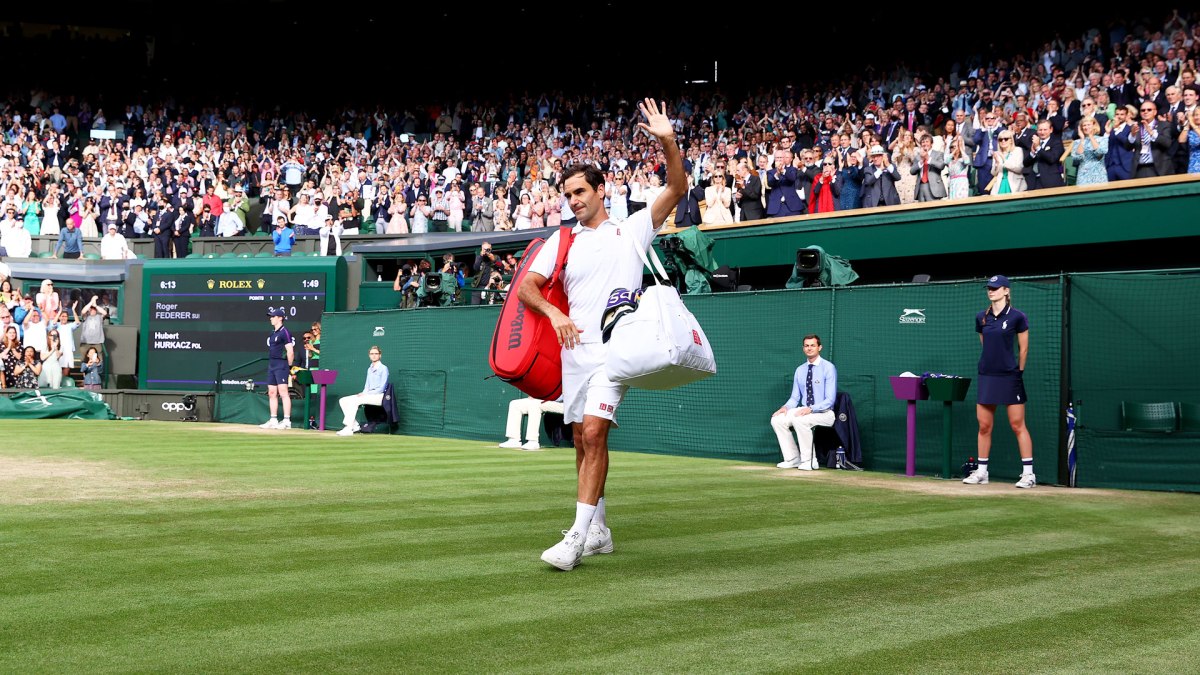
[963,468,989,484]
[541,531,585,571]
[582,523,613,557]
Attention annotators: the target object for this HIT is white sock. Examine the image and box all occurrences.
[593,497,607,529]
[1022,459,1034,476]
[977,458,989,473]
[570,501,596,537]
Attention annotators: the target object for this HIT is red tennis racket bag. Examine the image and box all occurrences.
[489,226,573,399]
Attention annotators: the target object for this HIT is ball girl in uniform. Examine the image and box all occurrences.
[964,274,1036,488]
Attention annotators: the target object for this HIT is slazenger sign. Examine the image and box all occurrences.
[899,308,926,324]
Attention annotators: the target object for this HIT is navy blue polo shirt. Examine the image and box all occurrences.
[975,304,1028,375]
[267,326,293,362]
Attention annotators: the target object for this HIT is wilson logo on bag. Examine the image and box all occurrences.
[488,227,574,399]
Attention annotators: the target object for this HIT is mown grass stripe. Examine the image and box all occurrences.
[2,421,1198,672]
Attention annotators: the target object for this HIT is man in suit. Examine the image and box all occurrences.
[121,202,150,239]
[1165,86,1190,174]
[861,145,902,207]
[1140,76,1168,116]
[1132,101,1176,178]
[765,151,806,218]
[796,148,821,209]
[954,108,975,145]
[1105,105,1138,182]
[968,112,1005,196]
[97,185,127,232]
[1164,85,1187,121]
[903,98,920,134]
[1024,121,1066,190]
[881,111,902,148]
[172,201,196,259]
[197,205,218,238]
[753,153,772,212]
[911,136,947,202]
[1010,112,1037,184]
[673,175,703,227]
[152,201,175,259]
[1041,97,1068,139]
[43,138,66,181]
[1108,70,1139,108]
[734,161,765,221]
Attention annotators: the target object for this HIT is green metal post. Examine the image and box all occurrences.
[942,400,954,479]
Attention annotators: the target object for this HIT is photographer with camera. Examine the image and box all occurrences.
[474,241,498,278]
[481,270,508,305]
[393,262,420,309]
[471,241,500,305]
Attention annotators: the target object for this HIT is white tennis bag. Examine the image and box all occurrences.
[604,235,716,389]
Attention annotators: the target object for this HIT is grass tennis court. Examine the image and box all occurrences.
[2,420,1199,673]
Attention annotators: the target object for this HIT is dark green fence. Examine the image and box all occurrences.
[309,271,1199,492]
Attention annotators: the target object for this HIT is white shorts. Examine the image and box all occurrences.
[561,342,627,425]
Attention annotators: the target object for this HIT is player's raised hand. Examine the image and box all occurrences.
[637,98,674,141]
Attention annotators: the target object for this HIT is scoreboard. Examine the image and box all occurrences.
[139,258,346,390]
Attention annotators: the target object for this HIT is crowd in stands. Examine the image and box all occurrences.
[0,267,108,389]
[1,12,1198,270]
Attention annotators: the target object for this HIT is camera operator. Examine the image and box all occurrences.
[438,253,464,301]
[393,263,420,309]
[418,268,450,307]
[482,269,508,305]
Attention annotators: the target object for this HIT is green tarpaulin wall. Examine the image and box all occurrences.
[0,390,117,420]
[269,270,1197,492]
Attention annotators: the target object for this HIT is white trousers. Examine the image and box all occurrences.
[771,410,836,463]
[340,392,384,427]
[505,398,565,441]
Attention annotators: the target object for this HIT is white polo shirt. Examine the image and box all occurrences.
[528,208,659,345]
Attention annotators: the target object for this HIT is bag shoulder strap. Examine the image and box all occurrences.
[546,225,574,292]
[628,228,671,286]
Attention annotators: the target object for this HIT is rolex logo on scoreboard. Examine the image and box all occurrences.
[257,279,266,289]
[207,279,215,289]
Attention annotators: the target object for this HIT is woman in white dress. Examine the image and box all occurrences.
[40,192,61,236]
[608,174,629,221]
[78,198,99,237]
[513,192,533,230]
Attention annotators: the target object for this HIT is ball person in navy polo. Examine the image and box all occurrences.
[260,307,296,430]
[964,275,1036,488]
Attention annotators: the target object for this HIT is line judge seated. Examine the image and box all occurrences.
[499,395,565,451]
[770,334,837,470]
[336,345,390,436]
